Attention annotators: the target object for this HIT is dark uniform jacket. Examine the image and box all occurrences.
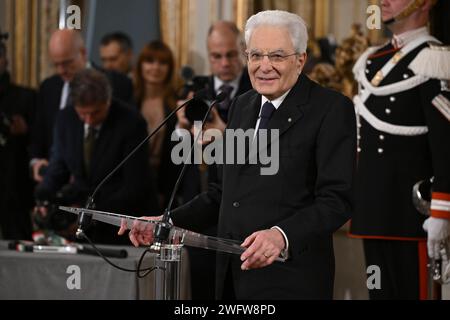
[350,34,450,239]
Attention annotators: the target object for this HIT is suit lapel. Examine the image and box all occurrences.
[268,73,310,136]
[239,93,261,132]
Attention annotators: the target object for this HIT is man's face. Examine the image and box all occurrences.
[247,26,306,101]
[207,31,243,82]
[50,48,86,82]
[75,102,110,126]
[100,42,132,74]
[381,0,411,22]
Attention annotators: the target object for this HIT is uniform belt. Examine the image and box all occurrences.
[354,95,428,136]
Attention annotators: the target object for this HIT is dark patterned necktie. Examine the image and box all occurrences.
[258,101,276,132]
[217,84,233,122]
[84,126,97,176]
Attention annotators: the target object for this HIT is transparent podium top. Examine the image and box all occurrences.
[59,206,286,262]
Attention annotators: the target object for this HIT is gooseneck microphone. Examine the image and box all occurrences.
[75,88,210,239]
[150,90,228,251]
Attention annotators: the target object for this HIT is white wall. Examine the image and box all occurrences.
[329,0,369,43]
[187,0,237,76]
[0,1,5,32]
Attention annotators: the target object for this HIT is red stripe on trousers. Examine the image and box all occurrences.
[418,242,428,300]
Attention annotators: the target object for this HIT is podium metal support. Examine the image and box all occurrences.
[156,244,183,300]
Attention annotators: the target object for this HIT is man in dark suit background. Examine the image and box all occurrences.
[177,21,253,200]
[30,29,133,183]
[120,10,356,299]
[0,38,36,240]
[100,31,134,78]
[36,69,157,244]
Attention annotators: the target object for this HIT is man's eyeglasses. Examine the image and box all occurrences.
[245,50,298,64]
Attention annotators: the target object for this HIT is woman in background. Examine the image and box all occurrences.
[134,40,180,208]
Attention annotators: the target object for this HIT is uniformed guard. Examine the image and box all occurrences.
[349,0,450,299]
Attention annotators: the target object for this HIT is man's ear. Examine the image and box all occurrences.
[421,0,435,12]
[297,52,307,74]
[80,47,87,61]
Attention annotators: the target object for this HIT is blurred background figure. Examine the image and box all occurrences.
[177,21,252,203]
[308,24,369,98]
[100,31,134,78]
[134,40,180,209]
[0,30,36,240]
[30,29,133,184]
[34,69,158,244]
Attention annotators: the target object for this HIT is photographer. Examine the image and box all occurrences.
[0,31,36,240]
[175,21,252,300]
[34,69,158,244]
[177,21,252,198]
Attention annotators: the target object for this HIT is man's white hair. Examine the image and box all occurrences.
[245,10,308,54]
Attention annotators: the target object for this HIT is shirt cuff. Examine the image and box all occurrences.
[271,226,289,260]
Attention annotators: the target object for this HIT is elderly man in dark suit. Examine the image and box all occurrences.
[120,10,356,299]
[36,69,157,244]
[30,29,134,183]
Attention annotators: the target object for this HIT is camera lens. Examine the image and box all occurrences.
[185,98,211,123]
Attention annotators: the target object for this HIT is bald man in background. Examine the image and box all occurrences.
[30,29,133,182]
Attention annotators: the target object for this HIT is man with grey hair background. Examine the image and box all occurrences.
[120,10,356,299]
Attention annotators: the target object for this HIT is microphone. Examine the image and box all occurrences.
[179,66,195,99]
[150,90,228,251]
[75,88,210,239]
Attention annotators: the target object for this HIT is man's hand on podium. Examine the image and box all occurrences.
[240,228,286,271]
[118,215,163,247]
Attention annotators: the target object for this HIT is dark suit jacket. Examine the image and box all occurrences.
[181,69,253,202]
[0,72,36,240]
[172,74,356,299]
[36,100,158,243]
[179,69,253,299]
[350,42,450,239]
[30,67,134,160]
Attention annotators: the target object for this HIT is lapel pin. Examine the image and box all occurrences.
[288,118,292,123]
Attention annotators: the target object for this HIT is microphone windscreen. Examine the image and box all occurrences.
[180,65,195,81]
[193,88,210,100]
[215,90,228,103]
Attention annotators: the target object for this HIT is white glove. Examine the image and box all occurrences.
[423,217,450,260]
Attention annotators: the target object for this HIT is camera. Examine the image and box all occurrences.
[34,184,85,232]
[179,66,212,123]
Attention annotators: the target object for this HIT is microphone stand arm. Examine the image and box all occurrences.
[76,97,199,239]
[151,95,224,251]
